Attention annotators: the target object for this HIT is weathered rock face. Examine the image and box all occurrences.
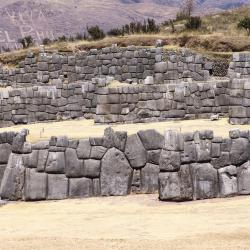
[140,163,159,194]
[65,148,84,177]
[237,161,250,195]
[159,150,181,172]
[69,178,93,198]
[159,165,193,201]
[190,163,219,200]
[0,144,12,164]
[47,174,68,200]
[138,130,164,150]
[0,153,25,200]
[103,127,127,151]
[23,168,47,201]
[125,134,147,169]
[218,165,237,197]
[101,148,133,196]
[230,138,249,166]
[46,152,65,174]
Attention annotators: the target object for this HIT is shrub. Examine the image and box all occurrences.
[238,17,250,36]
[185,16,202,30]
[42,38,52,45]
[107,28,124,36]
[87,25,106,40]
[18,36,34,48]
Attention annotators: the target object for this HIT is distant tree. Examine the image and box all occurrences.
[238,17,250,36]
[87,25,106,40]
[18,36,34,49]
[176,0,195,21]
[185,16,202,30]
[42,38,52,45]
[57,35,67,42]
[107,28,124,36]
[76,33,84,40]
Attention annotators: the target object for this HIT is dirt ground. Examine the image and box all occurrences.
[1,194,250,250]
[1,118,250,142]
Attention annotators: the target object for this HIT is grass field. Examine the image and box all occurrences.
[0,118,250,142]
[1,194,250,250]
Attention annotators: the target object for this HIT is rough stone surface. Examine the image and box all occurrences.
[125,134,147,169]
[76,139,91,159]
[46,152,65,174]
[159,165,193,201]
[47,174,68,200]
[23,168,47,201]
[140,163,159,194]
[190,163,219,200]
[237,161,250,195]
[0,153,25,200]
[83,159,101,178]
[69,178,93,198]
[101,148,133,196]
[218,165,237,197]
[65,148,84,177]
[159,150,181,172]
[138,130,164,150]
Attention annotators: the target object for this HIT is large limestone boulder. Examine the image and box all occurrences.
[140,163,159,194]
[125,134,147,169]
[69,178,93,198]
[0,143,12,164]
[76,139,91,159]
[190,163,219,200]
[103,127,127,151]
[101,148,133,196]
[137,130,164,150]
[159,150,181,172]
[23,168,47,201]
[164,130,184,151]
[237,161,250,195]
[47,174,68,200]
[0,153,25,200]
[159,165,193,201]
[46,152,65,174]
[230,138,249,166]
[65,148,84,177]
[218,165,237,197]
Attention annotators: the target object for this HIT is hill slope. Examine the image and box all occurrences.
[0,0,249,49]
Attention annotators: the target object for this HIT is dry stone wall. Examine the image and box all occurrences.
[95,80,230,124]
[159,129,250,201]
[228,52,250,79]
[0,46,210,87]
[0,81,98,127]
[0,128,164,201]
[1,127,250,202]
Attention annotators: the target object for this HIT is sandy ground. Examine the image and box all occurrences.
[1,195,250,250]
[1,118,250,142]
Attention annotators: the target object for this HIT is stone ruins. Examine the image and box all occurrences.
[0,45,249,202]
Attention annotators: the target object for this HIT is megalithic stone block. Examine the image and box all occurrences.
[0,153,25,201]
[190,163,219,200]
[101,148,133,196]
[163,130,184,151]
[218,165,237,198]
[159,165,193,201]
[140,163,159,194]
[237,161,250,195]
[23,168,47,201]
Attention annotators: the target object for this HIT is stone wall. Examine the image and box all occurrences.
[228,52,250,79]
[2,127,250,202]
[229,78,250,125]
[0,81,98,127]
[0,127,164,201]
[0,131,25,188]
[95,80,230,124]
[159,129,250,201]
[0,46,210,87]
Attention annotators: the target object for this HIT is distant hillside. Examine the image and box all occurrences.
[0,0,249,51]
